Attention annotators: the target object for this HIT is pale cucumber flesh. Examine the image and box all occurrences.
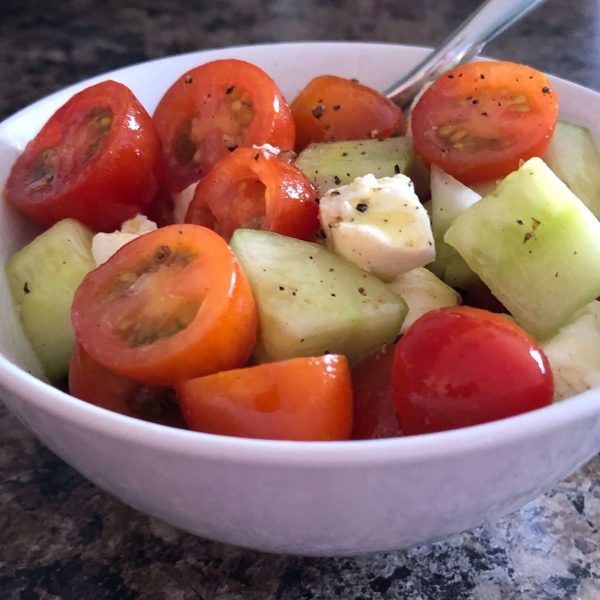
[544,120,600,219]
[5,219,96,382]
[445,158,600,339]
[295,138,415,196]
[230,229,407,365]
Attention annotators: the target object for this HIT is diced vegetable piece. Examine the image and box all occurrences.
[544,121,600,219]
[295,138,414,195]
[469,179,500,197]
[444,253,480,290]
[230,229,407,365]
[319,174,435,281]
[5,219,96,382]
[445,157,600,339]
[388,268,461,333]
[427,165,480,284]
[541,301,600,402]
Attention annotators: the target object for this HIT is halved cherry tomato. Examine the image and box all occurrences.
[351,345,400,440]
[185,147,320,241]
[69,342,186,428]
[411,61,559,184]
[5,80,164,232]
[71,224,258,386]
[291,75,404,152]
[392,307,554,435]
[146,188,175,228]
[176,355,353,441]
[153,59,295,192]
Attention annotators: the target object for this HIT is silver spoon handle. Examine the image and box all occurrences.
[385,0,547,110]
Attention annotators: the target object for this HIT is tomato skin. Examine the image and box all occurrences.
[71,224,258,387]
[411,61,559,184]
[176,355,352,441]
[185,147,320,241]
[351,345,400,440]
[69,343,187,428]
[291,75,404,152]
[153,59,295,192]
[392,307,554,435]
[5,80,164,232]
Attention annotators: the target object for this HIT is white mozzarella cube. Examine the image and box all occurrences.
[92,214,157,266]
[541,301,600,402]
[319,173,435,281]
[388,267,461,333]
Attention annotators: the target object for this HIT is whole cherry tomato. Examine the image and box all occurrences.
[176,354,353,441]
[185,147,320,241]
[153,59,295,192]
[69,343,186,428]
[392,307,554,435]
[5,80,164,232]
[411,61,559,184]
[291,75,403,152]
[71,224,258,386]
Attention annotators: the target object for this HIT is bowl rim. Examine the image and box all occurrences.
[2,40,599,466]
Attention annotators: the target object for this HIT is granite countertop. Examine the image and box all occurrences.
[2,0,600,598]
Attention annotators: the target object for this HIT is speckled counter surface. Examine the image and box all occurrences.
[2,1,600,598]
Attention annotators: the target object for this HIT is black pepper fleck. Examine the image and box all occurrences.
[226,86,235,94]
[394,164,400,174]
[334,175,341,185]
[356,203,368,212]
[23,282,30,294]
[312,105,326,119]
[185,76,193,84]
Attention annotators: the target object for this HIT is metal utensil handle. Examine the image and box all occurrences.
[385,0,547,109]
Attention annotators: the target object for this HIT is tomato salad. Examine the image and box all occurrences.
[8,56,600,442]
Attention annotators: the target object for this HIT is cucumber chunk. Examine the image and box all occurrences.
[544,121,600,219]
[295,138,415,195]
[427,165,481,286]
[230,229,407,365]
[445,157,600,339]
[5,219,96,382]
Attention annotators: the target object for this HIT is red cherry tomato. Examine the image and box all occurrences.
[351,345,400,440]
[153,59,295,192]
[411,61,559,184]
[69,343,186,428]
[392,307,554,435]
[176,355,353,441]
[185,147,320,241]
[146,188,175,228]
[71,224,258,387]
[5,80,164,232]
[291,75,404,152]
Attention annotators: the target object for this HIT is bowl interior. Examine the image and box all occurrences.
[1,41,600,457]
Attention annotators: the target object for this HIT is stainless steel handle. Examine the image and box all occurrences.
[384,0,547,110]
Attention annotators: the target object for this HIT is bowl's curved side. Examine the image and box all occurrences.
[2,42,600,556]
[4,380,599,556]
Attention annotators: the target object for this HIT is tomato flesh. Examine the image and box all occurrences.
[153,59,295,192]
[392,307,554,435]
[5,80,164,232]
[71,224,258,386]
[185,147,320,241]
[411,61,559,184]
[291,75,404,152]
[351,345,400,440]
[176,355,353,441]
[69,343,186,428]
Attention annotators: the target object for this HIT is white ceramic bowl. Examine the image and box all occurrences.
[2,42,600,557]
